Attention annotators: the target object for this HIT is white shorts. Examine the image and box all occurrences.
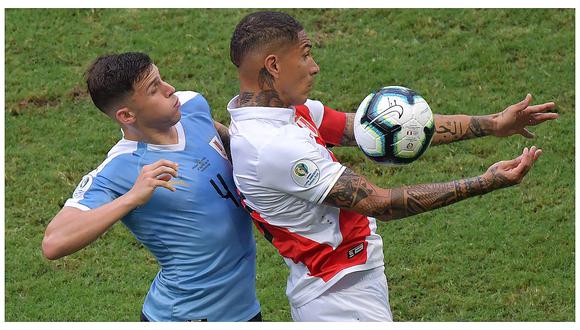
[290,267,393,321]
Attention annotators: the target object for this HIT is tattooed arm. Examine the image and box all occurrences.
[214,121,232,161]
[340,113,357,146]
[431,94,557,146]
[431,114,496,146]
[324,146,542,221]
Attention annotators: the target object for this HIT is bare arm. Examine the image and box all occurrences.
[340,113,358,147]
[324,146,541,221]
[431,114,496,146]
[42,159,178,260]
[214,121,232,160]
[431,94,557,146]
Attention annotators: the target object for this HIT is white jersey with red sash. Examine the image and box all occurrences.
[227,97,384,307]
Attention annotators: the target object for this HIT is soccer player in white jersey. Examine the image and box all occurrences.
[226,11,557,321]
[42,52,261,321]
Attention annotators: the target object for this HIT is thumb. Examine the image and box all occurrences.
[514,93,532,110]
[520,128,535,138]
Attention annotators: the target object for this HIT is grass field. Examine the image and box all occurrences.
[4,8,575,321]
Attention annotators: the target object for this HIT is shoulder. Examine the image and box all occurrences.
[66,140,138,209]
[297,99,324,127]
[95,139,139,179]
[176,91,211,116]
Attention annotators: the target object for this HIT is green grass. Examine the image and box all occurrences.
[4,8,574,321]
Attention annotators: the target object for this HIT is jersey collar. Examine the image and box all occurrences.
[227,95,296,124]
[120,122,186,152]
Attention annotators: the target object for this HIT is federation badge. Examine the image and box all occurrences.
[209,136,228,160]
[291,159,320,188]
[72,174,93,199]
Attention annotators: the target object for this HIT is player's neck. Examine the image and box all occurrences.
[122,125,178,145]
[238,74,288,108]
[238,87,288,108]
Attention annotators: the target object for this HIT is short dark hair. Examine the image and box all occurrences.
[85,52,153,114]
[230,11,303,67]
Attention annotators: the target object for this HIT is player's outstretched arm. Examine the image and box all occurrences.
[431,94,557,146]
[42,160,178,260]
[323,146,541,221]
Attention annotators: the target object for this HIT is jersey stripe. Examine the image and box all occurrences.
[240,104,373,282]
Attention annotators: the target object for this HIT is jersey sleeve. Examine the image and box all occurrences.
[256,128,345,204]
[303,99,346,147]
[176,91,211,117]
[64,170,120,211]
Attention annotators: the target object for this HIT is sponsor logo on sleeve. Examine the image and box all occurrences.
[291,159,320,188]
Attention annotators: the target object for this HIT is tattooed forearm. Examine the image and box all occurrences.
[324,167,510,222]
[380,176,492,221]
[340,113,357,146]
[431,114,496,146]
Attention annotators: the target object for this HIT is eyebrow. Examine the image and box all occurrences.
[146,77,160,91]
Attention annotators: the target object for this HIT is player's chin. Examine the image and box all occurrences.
[171,110,182,125]
[293,94,309,106]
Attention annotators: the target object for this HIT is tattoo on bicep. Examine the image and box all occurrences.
[324,168,374,208]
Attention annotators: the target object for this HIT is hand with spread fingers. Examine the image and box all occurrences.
[482,146,543,189]
[493,94,558,138]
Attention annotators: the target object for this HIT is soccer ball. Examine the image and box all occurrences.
[354,86,435,165]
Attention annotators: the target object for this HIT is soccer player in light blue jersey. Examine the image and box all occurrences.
[42,52,261,322]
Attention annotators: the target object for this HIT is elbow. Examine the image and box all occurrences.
[42,235,63,260]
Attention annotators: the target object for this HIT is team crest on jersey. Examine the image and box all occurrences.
[291,159,320,188]
[209,136,228,160]
[72,174,93,199]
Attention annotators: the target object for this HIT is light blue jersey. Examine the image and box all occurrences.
[65,91,260,321]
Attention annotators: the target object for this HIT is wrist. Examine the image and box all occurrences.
[119,190,144,209]
[488,113,501,136]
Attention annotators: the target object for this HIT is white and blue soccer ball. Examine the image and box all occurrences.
[354,86,435,165]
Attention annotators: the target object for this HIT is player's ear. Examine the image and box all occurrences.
[264,54,279,79]
[115,106,136,125]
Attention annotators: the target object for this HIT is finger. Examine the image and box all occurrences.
[149,165,178,179]
[520,128,535,139]
[530,112,559,124]
[514,93,532,110]
[497,156,522,170]
[533,148,543,161]
[157,174,173,182]
[149,159,179,171]
[525,102,557,114]
[154,179,176,192]
[513,147,532,171]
